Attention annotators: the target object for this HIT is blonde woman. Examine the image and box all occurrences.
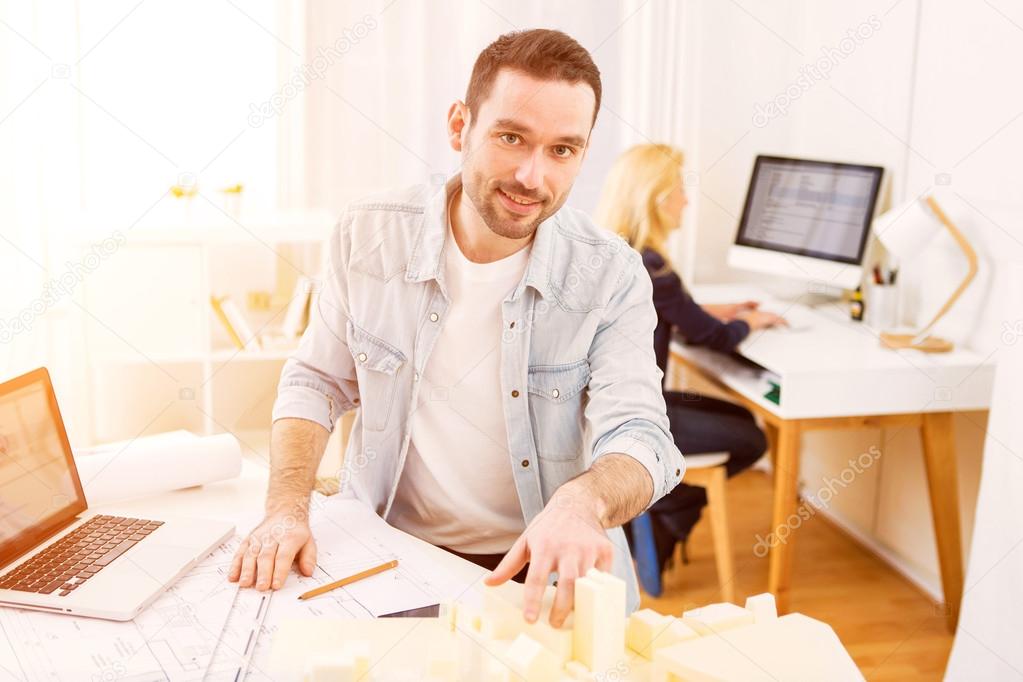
[595,144,784,596]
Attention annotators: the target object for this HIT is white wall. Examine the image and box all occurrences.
[673,0,1022,600]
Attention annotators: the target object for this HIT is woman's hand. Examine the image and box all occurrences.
[736,309,787,330]
[705,300,759,322]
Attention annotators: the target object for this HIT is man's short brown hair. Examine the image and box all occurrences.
[465,29,602,128]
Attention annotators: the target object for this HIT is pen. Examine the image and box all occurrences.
[297,559,399,600]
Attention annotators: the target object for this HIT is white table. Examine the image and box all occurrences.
[669,284,996,630]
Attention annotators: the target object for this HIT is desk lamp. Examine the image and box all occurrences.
[873,194,978,353]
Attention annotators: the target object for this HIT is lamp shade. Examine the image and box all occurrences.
[873,194,942,259]
[871,193,979,353]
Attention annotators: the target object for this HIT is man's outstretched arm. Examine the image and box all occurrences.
[228,417,329,590]
[229,215,359,591]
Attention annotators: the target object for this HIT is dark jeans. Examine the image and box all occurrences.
[439,546,530,584]
[650,391,767,544]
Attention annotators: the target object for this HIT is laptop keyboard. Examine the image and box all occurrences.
[0,515,163,597]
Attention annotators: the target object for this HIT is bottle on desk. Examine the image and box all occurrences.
[850,286,865,321]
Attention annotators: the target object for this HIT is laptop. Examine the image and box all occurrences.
[0,368,235,621]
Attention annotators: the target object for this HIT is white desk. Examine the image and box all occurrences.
[669,284,996,630]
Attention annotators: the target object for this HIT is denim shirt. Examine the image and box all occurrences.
[271,176,685,612]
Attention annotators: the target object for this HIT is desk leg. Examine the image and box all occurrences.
[767,421,801,613]
[763,422,779,472]
[921,411,964,631]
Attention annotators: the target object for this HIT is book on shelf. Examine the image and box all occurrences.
[281,275,314,339]
[210,295,261,351]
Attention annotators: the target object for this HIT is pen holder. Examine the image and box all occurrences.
[865,283,899,331]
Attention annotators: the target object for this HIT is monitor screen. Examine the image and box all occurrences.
[0,369,86,567]
[735,155,884,265]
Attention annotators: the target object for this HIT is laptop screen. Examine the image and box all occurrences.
[0,368,87,569]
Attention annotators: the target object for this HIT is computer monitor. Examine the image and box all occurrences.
[727,155,884,290]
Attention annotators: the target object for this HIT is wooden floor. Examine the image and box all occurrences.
[639,470,954,681]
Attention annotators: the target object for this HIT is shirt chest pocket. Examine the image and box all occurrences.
[347,321,406,432]
[526,359,591,461]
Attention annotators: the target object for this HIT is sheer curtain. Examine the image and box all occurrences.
[300,0,685,217]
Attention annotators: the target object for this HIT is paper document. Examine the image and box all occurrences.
[237,493,486,679]
[0,539,240,682]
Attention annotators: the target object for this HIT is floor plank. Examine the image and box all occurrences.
[639,470,953,680]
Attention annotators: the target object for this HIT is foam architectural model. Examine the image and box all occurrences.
[271,570,863,681]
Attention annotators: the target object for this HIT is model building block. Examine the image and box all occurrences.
[304,651,356,682]
[456,603,483,634]
[652,613,863,682]
[427,629,459,681]
[572,568,626,674]
[455,624,490,680]
[743,593,778,623]
[271,571,861,681]
[441,601,458,632]
[505,632,561,682]
[563,660,595,680]
[682,601,755,635]
[482,581,574,662]
[346,641,370,679]
[648,618,701,655]
[482,656,513,682]
[626,609,673,659]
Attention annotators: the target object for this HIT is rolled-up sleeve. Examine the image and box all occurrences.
[586,252,685,508]
[271,214,360,432]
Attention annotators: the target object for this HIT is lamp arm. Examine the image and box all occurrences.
[913,196,979,341]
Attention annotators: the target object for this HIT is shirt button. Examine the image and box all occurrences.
[521,459,529,468]
[414,371,420,381]
[511,390,520,398]
[357,352,368,363]
[429,312,439,322]
[675,468,681,476]
[551,388,560,399]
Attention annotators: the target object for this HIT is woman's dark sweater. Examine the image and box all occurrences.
[641,248,750,382]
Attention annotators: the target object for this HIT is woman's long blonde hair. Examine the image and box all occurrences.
[594,143,684,268]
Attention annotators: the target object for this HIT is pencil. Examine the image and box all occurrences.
[297,559,399,601]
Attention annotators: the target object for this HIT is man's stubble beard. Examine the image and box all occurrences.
[461,139,567,241]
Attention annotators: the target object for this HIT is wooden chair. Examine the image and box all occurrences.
[632,451,736,603]
[678,452,735,603]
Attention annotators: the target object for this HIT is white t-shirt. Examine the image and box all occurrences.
[388,208,531,554]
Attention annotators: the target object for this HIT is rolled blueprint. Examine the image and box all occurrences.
[73,430,242,505]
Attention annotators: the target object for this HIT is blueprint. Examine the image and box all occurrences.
[0,494,484,681]
[0,540,239,682]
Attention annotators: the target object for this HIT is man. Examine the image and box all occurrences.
[228,29,684,627]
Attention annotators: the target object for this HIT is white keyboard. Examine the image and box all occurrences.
[758,302,821,331]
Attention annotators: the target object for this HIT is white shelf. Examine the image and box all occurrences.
[78,209,324,440]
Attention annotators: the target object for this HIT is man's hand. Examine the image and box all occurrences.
[485,476,622,629]
[228,417,329,590]
[228,505,317,591]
